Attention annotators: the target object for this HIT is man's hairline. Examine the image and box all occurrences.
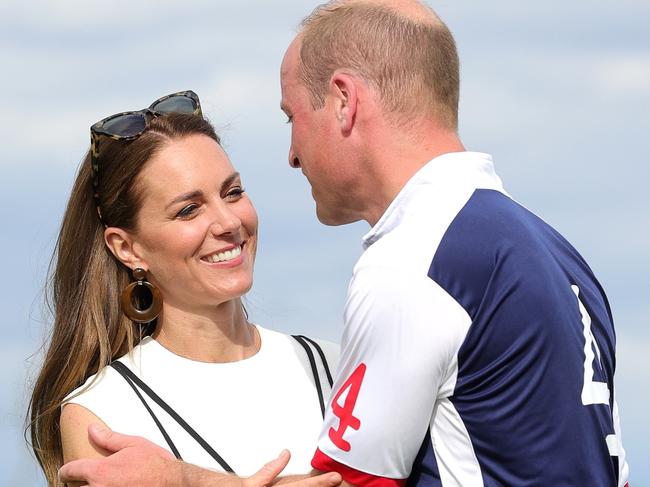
[291,2,455,126]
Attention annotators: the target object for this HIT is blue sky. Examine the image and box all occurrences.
[1,1,648,485]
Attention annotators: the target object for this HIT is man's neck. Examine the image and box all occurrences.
[362,123,465,227]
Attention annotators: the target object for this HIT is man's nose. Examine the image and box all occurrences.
[288,147,300,168]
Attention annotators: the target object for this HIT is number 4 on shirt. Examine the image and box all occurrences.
[329,363,367,452]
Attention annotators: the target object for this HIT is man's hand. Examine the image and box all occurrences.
[59,424,342,487]
[58,423,180,486]
[181,451,342,487]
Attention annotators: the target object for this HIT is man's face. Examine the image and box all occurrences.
[280,38,357,226]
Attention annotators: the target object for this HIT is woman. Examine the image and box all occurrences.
[28,91,338,486]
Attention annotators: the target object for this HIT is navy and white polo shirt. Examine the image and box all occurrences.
[312,152,628,486]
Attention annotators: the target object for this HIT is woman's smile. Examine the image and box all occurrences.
[200,241,246,266]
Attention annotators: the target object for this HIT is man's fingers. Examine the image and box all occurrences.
[287,472,342,487]
[87,423,141,453]
[58,458,99,482]
[246,450,291,486]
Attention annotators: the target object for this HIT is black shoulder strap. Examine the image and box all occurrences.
[109,361,235,473]
[291,335,334,418]
[109,361,182,460]
[296,335,334,388]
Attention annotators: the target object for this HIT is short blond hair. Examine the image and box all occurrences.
[299,0,460,129]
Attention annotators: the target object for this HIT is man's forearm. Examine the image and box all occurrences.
[178,464,344,487]
[274,470,351,487]
[179,462,242,487]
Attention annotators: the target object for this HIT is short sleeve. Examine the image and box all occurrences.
[312,265,471,485]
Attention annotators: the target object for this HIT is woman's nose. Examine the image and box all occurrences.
[208,204,241,236]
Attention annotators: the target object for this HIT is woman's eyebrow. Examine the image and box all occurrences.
[164,172,241,210]
[221,172,240,191]
[165,190,203,210]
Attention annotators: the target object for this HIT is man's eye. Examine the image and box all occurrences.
[176,204,198,218]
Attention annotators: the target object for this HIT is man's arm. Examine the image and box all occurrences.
[284,471,354,487]
[309,267,468,485]
[271,470,354,487]
[58,424,342,487]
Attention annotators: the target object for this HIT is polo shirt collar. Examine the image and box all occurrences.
[362,151,497,249]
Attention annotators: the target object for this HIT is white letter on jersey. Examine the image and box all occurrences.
[571,285,610,406]
[571,285,618,456]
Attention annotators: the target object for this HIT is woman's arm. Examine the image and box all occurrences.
[60,403,113,487]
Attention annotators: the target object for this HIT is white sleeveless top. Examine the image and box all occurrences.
[65,325,339,476]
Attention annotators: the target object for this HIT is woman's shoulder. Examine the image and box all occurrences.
[60,363,129,439]
[63,363,118,409]
[256,325,340,374]
[297,334,340,368]
[59,337,178,460]
[62,338,156,411]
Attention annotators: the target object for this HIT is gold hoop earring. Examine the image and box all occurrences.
[121,268,162,323]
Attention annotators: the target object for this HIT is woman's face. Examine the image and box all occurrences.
[129,134,258,312]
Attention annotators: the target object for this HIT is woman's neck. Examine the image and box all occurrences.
[151,299,259,363]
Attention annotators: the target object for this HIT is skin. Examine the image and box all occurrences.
[60,424,337,487]
[280,35,464,228]
[279,10,464,487]
[59,135,341,487]
[59,0,466,484]
[106,134,260,363]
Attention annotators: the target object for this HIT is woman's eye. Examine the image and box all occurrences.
[225,186,245,200]
[176,204,198,218]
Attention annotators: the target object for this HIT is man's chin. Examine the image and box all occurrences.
[315,205,358,227]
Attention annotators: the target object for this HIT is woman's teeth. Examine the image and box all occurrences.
[204,245,242,263]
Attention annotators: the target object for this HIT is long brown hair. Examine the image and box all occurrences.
[28,113,221,485]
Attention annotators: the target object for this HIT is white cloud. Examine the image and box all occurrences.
[594,55,650,95]
[1,0,221,30]
[205,71,282,122]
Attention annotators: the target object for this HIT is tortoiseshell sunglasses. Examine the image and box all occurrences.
[89,90,202,221]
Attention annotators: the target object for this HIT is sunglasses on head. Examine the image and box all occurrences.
[90,90,202,222]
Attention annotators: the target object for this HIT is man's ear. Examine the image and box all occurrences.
[104,227,146,271]
[330,71,358,134]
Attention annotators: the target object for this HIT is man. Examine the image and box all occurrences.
[60,0,629,486]
[281,2,628,486]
